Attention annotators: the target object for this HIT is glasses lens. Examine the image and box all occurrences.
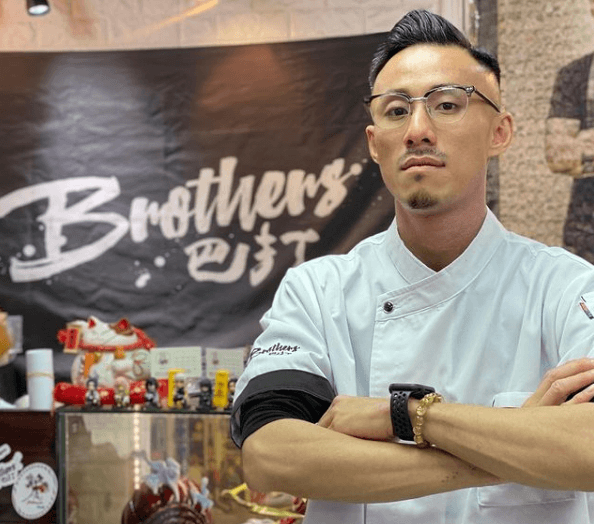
[371,94,410,128]
[426,87,468,122]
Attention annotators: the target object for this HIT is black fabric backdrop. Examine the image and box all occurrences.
[0,34,394,350]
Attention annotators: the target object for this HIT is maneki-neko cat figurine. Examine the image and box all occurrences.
[57,316,155,389]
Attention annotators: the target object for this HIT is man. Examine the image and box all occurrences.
[545,0,594,263]
[231,10,594,524]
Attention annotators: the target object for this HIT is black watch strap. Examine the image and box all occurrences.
[389,384,435,441]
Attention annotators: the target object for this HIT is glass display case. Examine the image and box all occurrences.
[56,407,286,524]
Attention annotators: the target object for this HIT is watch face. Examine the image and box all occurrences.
[11,462,58,520]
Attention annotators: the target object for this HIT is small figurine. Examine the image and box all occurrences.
[113,376,130,409]
[196,378,212,413]
[122,453,213,524]
[226,378,237,411]
[172,372,188,409]
[144,376,161,409]
[84,377,101,408]
[212,369,229,411]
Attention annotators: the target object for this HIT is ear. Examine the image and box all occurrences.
[488,112,514,158]
[365,125,379,164]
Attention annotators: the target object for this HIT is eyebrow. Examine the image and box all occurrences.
[377,83,455,96]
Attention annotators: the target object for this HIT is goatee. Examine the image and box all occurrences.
[407,190,438,210]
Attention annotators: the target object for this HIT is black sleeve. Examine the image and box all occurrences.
[238,389,332,446]
[230,369,335,448]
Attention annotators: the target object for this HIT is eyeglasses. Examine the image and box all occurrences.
[363,84,501,129]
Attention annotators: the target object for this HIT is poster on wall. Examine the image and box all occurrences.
[0,33,393,351]
[497,0,594,254]
[546,14,594,263]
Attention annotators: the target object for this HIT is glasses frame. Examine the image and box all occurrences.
[363,84,501,128]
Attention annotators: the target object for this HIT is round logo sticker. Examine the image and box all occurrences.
[11,462,58,520]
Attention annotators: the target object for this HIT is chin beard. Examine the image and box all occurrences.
[407,190,438,210]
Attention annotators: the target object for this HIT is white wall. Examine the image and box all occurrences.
[0,0,467,51]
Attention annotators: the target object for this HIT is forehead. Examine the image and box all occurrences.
[374,44,497,96]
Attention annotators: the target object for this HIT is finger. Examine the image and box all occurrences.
[565,383,594,405]
[539,368,594,406]
[527,358,594,406]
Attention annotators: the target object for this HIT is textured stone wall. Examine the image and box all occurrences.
[499,0,594,246]
[0,0,454,51]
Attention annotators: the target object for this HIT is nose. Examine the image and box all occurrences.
[402,101,437,148]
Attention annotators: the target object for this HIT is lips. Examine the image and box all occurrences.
[401,156,445,170]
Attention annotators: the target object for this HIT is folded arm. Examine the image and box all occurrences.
[242,417,499,503]
[421,358,594,490]
[241,358,594,502]
[419,402,594,491]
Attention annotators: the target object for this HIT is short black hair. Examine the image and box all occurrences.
[369,10,500,90]
[145,376,158,387]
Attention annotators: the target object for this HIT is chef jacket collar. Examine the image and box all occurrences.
[386,208,506,286]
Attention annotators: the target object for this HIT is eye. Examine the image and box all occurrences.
[380,96,409,119]
[385,106,408,117]
[429,89,466,115]
[435,101,459,112]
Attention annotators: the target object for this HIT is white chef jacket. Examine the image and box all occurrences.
[232,209,594,524]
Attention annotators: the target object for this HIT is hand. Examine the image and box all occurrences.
[578,128,594,153]
[317,395,394,441]
[522,358,594,407]
[545,118,582,177]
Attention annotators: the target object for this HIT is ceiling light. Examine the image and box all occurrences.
[27,0,50,16]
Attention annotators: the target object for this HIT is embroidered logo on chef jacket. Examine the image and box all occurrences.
[248,343,300,361]
[579,295,594,319]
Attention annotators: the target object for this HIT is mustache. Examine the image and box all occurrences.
[399,148,446,167]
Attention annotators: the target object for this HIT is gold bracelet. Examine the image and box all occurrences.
[413,392,443,448]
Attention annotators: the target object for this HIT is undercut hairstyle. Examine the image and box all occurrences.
[369,9,500,90]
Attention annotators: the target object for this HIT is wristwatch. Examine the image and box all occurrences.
[389,383,435,441]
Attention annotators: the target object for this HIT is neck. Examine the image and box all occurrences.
[395,200,487,272]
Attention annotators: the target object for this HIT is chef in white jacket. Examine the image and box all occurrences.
[231,9,594,524]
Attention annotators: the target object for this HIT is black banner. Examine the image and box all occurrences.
[0,34,393,350]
